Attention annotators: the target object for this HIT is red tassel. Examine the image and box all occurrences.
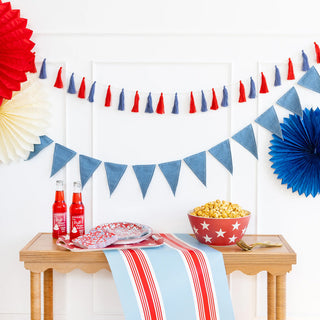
[156,93,165,114]
[189,91,196,113]
[78,77,86,99]
[210,88,219,110]
[287,58,295,80]
[238,81,246,103]
[131,91,139,112]
[54,67,63,88]
[314,42,320,63]
[105,85,111,107]
[259,72,269,94]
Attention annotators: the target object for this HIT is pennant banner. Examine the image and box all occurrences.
[208,139,233,174]
[184,152,207,186]
[158,160,182,196]
[79,155,102,188]
[104,162,128,195]
[297,66,320,93]
[133,164,156,198]
[27,135,53,161]
[50,143,76,177]
[255,106,283,139]
[232,124,258,159]
[276,87,303,117]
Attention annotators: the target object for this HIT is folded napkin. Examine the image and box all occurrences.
[104,233,234,320]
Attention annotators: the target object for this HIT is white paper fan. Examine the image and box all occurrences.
[0,76,51,164]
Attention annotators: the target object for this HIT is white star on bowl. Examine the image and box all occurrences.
[203,234,212,243]
[193,227,198,234]
[215,229,226,238]
[229,235,237,243]
[232,221,240,230]
[200,221,210,230]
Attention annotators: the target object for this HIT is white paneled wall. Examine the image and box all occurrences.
[1,0,320,319]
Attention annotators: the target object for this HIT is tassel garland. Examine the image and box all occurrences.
[54,67,64,89]
[274,66,281,86]
[189,91,196,113]
[67,73,76,94]
[248,77,256,99]
[287,58,295,80]
[238,81,246,103]
[210,88,219,110]
[118,89,125,111]
[78,77,86,99]
[156,93,165,114]
[105,85,111,107]
[259,72,269,93]
[221,86,228,107]
[131,91,140,112]
[172,93,179,114]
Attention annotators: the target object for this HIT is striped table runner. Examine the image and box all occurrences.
[104,233,234,320]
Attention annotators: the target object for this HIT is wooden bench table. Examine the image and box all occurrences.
[20,233,296,320]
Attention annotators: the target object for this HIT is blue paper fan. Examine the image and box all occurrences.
[269,108,320,197]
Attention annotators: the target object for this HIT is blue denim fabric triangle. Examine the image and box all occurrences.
[201,90,208,112]
[158,160,181,195]
[302,50,310,71]
[172,93,179,114]
[183,151,206,186]
[118,89,125,111]
[208,139,233,174]
[27,135,53,160]
[221,86,228,107]
[255,106,283,139]
[67,73,77,94]
[88,81,96,103]
[274,65,281,86]
[276,87,303,117]
[133,164,156,198]
[232,124,258,159]
[297,66,320,93]
[39,58,47,79]
[248,77,256,99]
[145,92,154,113]
[79,155,102,188]
[104,162,128,195]
[50,143,76,177]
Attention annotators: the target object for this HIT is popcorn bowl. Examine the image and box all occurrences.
[188,211,251,246]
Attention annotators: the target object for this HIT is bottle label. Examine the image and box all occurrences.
[53,212,67,235]
[71,215,85,236]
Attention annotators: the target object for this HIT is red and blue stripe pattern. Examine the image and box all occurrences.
[104,233,234,320]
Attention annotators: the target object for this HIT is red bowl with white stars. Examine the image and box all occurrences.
[188,212,251,246]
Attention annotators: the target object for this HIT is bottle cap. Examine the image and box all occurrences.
[56,180,64,190]
[73,181,82,192]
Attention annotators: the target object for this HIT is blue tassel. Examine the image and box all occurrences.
[201,90,208,112]
[118,89,125,111]
[221,86,228,107]
[172,93,179,114]
[39,58,47,79]
[302,50,310,71]
[88,81,96,103]
[145,92,154,113]
[248,77,256,99]
[274,65,281,86]
[67,73,77,94]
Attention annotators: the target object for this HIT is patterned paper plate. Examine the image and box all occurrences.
[91,222,153,244]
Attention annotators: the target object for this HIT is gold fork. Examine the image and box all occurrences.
[236,239,282,251]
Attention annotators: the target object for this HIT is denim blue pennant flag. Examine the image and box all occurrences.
[132,164,156,198]
[297,66,320,94]
[221,86,228,107]
[145,92,154,113]
[274,65,281,86]
[183,151,206,186]
[172,93,179,114]
[88,81,96,103]
[79,155,102,188]
[158,160,181,195]
[232,124,258,159]
[118,89,125,111]
[255,106,283,139]
[201,90,208,112]
[50,143,76,177]
[248,77,256,99]
[302,50,310,71]
[39,58,47,79]
[67,73,77,94]
[27,135,53,160]
[208,139,233,174]
[276,87,303,117]
[104,162,128,195]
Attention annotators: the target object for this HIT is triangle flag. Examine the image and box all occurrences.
[255,106,283,139]
[232,124,258,159]
[50,143,76,177]
[104,162,128,196]
[158,160,181,195]
[27,135,53,160]
[79,155,102,188]
[208,139,233,174]
[133,164,156,198]
[276,87,303,117]
[183,151,206,186]
[297,66,320,93]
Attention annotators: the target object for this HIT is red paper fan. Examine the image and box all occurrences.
[0,1,35,105]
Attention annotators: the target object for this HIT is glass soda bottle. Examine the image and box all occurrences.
[52,180,67,239]
[69,181,85,240]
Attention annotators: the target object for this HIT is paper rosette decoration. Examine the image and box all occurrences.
[269,108,320,197]
[0,76,51,163]
[0,0,35,105]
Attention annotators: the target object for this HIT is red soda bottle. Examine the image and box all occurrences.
[52,180,67,239]
[69,181,85,240]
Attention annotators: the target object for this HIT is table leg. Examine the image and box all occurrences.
[276,274,286,320]
[267,273,276,320]
[44,269,53,320]
[30,272,41,320]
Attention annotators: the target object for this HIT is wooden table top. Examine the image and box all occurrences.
[20,233,296,275]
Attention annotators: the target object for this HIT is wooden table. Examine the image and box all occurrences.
[20,233,296,320]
